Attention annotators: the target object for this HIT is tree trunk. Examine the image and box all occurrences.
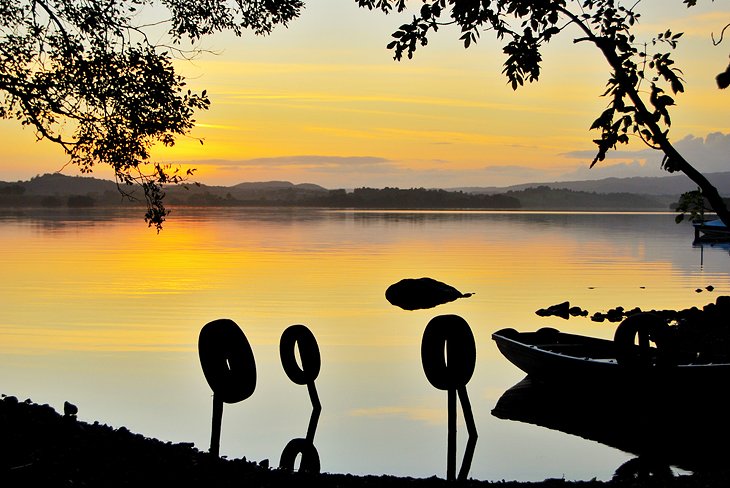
[658,141,730,227]
[598,45,730,227]
[558,6,730,228]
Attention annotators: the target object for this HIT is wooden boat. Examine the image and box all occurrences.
[491,314,730,387]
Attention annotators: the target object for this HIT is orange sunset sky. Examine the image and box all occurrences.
[1,0,729,189]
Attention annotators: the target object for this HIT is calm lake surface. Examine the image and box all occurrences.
[2,208,729,481]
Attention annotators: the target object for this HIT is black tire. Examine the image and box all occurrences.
[279,438,321,473]
[280,324,321,385]
[614,313,673,368]
[421,315,476,390]
[198,318,257,403]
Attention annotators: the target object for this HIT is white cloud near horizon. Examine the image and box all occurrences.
[558,132,730,180]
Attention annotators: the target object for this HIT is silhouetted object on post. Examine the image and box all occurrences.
[278,324,322,473]
[386,277,473,311]
[198,318,256,458]
[421,314,478,481]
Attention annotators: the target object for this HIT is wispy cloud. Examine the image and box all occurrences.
[560,149,649,161]
[182,155,393,169]
[193,123,243,131]
[218,89,577,115]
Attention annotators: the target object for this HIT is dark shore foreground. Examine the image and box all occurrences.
[3,394,730,488]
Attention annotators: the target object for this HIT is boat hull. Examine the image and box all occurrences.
[492,327,730,388]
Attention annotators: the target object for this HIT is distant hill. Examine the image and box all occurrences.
[164,180,328,205]
[0,173,134,208]
[502,186,673,210]
[231,181,326,192]
[0,174,521,209]
[454,172,730,197]
[3,172,119,195]
[2,171,724,211]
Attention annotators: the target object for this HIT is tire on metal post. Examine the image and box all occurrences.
[421,314,476,391]
[280,324,321,385]
[198,318,257,403]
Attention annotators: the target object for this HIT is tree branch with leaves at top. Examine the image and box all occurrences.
[0,0,303,230]
[357,0,730,227]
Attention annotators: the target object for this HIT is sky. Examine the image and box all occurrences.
[1,0,729,189]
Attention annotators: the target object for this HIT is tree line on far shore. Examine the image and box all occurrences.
[0,174,708,211]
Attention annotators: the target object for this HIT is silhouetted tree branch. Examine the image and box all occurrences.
[0,0,303,230]
[357,0,730,227]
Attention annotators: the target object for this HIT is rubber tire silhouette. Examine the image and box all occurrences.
[421,314,476,391]
[279,438,321,473]
[198,318,256,403]
[280,324,321,385]
[613,313,672,368]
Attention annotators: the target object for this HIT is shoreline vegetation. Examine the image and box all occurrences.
[1,172,719,212]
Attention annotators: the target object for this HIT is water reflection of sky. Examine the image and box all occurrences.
[1,209,728,481]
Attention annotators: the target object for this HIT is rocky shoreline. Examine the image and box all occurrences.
[3,394,730,488]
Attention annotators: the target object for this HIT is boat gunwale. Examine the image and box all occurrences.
[491,327,730,370]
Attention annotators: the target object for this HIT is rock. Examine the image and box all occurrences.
[716,296,730,310]
[606,308,625,323]
[569,306,588,317]
[385,277,473,311]
[64,401,78,418]
[536,301,570,320]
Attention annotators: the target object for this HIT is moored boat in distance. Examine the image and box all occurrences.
[693,218,730,242]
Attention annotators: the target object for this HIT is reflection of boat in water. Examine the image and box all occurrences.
[491,376,730,475]
[491,323,730,388]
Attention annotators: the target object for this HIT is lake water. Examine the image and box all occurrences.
[1,208,729,482]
